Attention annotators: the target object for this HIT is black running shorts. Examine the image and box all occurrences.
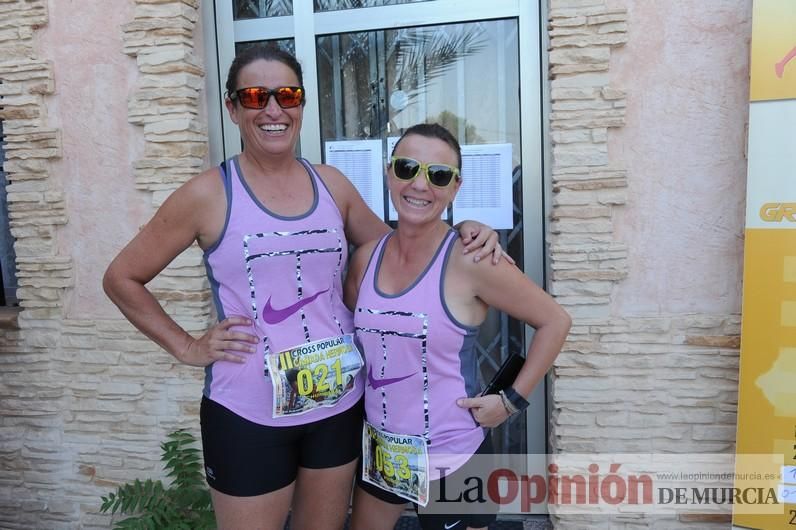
[200,396,364,496]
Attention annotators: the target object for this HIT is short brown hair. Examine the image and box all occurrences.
[391,123,462,170]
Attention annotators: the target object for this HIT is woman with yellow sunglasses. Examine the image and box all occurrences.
[345,123,571,530]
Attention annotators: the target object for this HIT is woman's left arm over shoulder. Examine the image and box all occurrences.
[453,220,514,265]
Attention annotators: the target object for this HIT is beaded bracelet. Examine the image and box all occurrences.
[498,390,520,415]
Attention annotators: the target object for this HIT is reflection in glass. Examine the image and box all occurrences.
[233,0,293,20]
[314,0,430,12]
[317,21,519,160]
[0,120,18,306]
[235,39,295,59]
[316,19,526,453]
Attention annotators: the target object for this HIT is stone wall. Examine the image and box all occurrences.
[0,0,210,527]
[547,0,746,528]
[0,0,70,322]
[0,0,74,526]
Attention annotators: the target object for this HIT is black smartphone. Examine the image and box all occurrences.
[482,354,525,395]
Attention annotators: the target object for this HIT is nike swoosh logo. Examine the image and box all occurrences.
[261,288,329,324]
[444,521,461,530]
[367,365,416,389]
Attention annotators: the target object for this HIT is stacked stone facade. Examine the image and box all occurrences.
[0,0,210,527]
[0,0,70,323]
[547,1,741,528]
[0,0,74,526]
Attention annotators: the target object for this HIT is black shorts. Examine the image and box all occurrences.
[200,396,364,496]
[357,435,497,530]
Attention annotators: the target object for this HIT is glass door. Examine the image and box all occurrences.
[208,0,546,459]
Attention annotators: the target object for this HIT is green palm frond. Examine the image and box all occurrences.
[393,26,487,94]
[326,23,487,136]
[234,0,293,18]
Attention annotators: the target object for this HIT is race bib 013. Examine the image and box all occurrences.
[362,421,430,506]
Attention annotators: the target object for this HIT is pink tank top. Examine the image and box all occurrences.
[203,157,363,426]
[354,229,485,478]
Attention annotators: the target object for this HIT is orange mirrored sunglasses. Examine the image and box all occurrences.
[229,86,305,109]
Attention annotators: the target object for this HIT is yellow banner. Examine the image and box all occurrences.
[734,1,796,528]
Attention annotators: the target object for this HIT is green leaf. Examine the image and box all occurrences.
[100,429,214,526]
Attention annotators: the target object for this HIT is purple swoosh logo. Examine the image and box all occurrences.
[367,365,416,389]
[262,288,329,324]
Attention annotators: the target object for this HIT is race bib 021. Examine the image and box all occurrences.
[267,334,363,417]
